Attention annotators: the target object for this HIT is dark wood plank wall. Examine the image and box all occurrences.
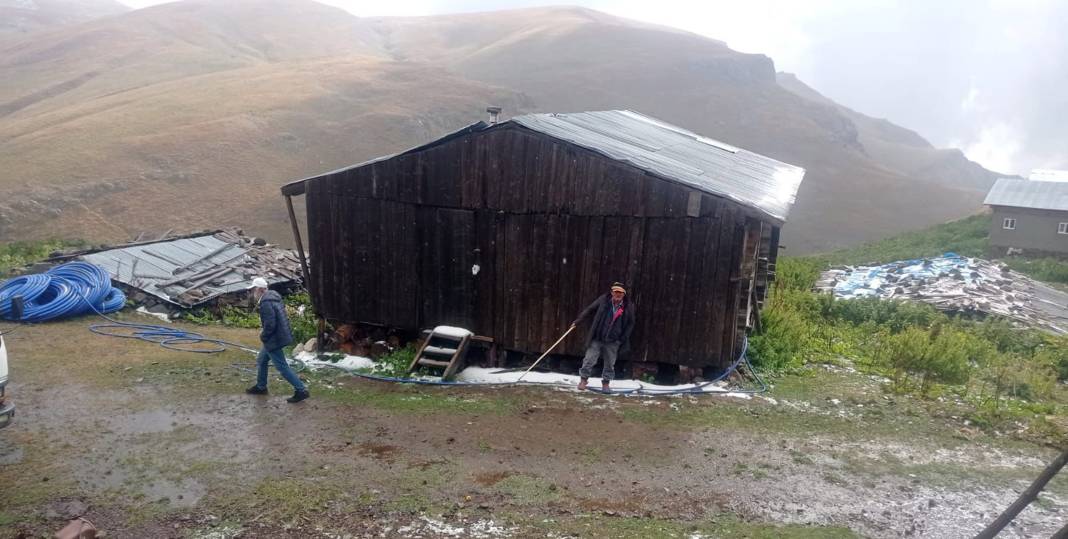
[304,124,773,368]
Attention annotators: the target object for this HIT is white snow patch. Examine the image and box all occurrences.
[135,306,170,322]
[295,352,753,397]
[296,351,375,371]
[433,325,473,338]
[455,367,752,398]
[396,516,512,538]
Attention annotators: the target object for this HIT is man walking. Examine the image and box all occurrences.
[571,282,635,391]
[245,277,309,403]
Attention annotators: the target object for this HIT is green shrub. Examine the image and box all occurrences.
[284,292,319,346]
[824,297,943,333]
[749,285,822,371]
[369,345,416,377]
[1003,257,1068,285]
[874,324,978,396]
[220,305,260,328]
[774,257,826,291]
[0,239,87,275]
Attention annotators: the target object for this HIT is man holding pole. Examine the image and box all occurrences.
[571,282,635,391]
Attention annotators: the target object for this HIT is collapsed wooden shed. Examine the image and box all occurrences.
[282,110,805,374]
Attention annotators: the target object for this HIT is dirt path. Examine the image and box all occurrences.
[1,319,1066,538]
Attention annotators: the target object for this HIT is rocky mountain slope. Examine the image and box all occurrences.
[0,0,127,36]
[0,0,999,252]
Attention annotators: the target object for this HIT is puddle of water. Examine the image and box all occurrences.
[0,437,24,465]
[107,409,178,435]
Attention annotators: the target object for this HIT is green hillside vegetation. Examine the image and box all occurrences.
[824,213,990,265]
[750,219,1068,444]
[822,213,1068,285]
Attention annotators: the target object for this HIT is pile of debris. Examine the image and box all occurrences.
[43,229,304,317]
[816,253,1068,334]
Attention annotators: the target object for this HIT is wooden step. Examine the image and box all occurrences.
[423,345,458,355]
[417,358,451,368]
[408,328,473,381]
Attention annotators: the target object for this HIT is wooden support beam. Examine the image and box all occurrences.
[975,447,1068,539]
[285,194,312,288]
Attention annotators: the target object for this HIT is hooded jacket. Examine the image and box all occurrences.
[258,290,294,351]
[574,293,636,350]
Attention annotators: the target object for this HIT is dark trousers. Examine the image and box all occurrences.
[579,340,620,381]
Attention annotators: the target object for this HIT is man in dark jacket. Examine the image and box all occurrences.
[571,282,636,391]
[245,277,309,403]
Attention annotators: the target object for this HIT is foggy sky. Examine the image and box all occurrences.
[118,0,1067,175]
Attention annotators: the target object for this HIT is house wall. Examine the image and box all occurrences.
[303,124,775,368]
[989,206,1068,255]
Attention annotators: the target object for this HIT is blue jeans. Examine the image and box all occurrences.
[256,348,306,392]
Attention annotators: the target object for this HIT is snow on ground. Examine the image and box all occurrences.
[293,350,752,397]
[432,325,474,338]
[456,366,752,397]
[295,351,375,372]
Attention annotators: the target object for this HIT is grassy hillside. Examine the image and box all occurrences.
[820,212,1068,285]
[0,0,127,37]
[0,1,997,252]
[823,213,991,265]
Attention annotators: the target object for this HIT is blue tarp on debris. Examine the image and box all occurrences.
[816,254,1068,334]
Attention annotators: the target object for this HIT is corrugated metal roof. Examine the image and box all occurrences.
[81,234,290,307]
[509,110,806,222]
[984,178,1068,212]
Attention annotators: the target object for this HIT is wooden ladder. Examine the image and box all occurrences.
[407,329,471,380]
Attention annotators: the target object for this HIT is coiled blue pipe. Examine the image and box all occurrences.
[0,261,126,322]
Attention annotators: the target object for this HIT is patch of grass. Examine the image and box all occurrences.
[243,477,343,524]
[385,462,457,513]
[790,449,815,466]
[314,378,520,415]
[0,238,87,274]
[529,514,859,539]
[823,213,990,266]
[494,474,560,505]
[363,345,416,377]
[180,305,259,329]
[1003,257,1068,285]
[707,514,860,539]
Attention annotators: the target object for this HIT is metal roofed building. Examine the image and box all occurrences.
[281,110,807,378]
[985,178,1068,257]
[75,230,304,309]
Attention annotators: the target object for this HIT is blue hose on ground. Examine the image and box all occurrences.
[0,261,126,322]
[0,260,258,354]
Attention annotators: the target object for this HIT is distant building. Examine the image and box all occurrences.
[985,178,1068,257]
[1029,169,1068,182]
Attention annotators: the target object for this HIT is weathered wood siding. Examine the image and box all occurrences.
[304,124,770,368]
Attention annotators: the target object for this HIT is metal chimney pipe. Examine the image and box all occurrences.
[486,106,502,125]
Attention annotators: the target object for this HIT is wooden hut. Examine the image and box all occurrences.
[281,110,805,375]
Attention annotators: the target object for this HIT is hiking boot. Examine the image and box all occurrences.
[287,389,310,403]
[602,380,611,392]
[245,385,268,395]
[578,377,589,390]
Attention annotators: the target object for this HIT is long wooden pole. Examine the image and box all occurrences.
[516,325,576,382]
[974,448,1068,539]
[284,194,312,288]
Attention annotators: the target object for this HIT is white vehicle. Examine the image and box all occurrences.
[0,335,12,429]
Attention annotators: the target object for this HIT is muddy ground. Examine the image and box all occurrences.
[1,318,1066,538]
